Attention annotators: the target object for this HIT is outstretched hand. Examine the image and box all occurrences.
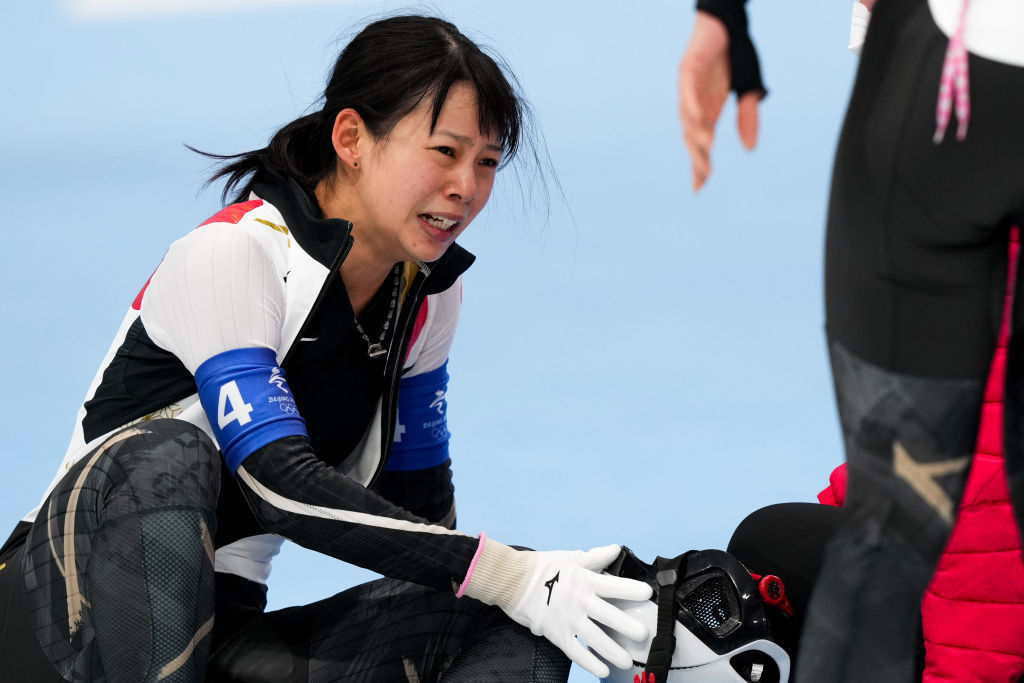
[507,545,652,678]
[678,11,760,191]
[459,539,652,679]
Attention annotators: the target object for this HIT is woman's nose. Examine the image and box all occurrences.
[447,165,477,203]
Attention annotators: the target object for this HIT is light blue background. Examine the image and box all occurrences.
[1,1,856,679]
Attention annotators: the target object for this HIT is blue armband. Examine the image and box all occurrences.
[388,362,451,471]
[195,347,308,473]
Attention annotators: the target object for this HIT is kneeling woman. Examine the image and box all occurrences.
[0,16,650,682]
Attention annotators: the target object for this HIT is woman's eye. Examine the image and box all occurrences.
[479,157,499,168]
[435,146,455,158]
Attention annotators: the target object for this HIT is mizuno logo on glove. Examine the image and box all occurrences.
[544,571,560,605]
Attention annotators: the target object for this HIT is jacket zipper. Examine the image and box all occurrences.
[367,263,432,488]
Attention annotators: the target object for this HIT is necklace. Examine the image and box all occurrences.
[353,264,401,358]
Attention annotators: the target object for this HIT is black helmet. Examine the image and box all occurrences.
[598,548,792,683]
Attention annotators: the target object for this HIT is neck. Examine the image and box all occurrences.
[316,174,395,316]
[341,244,396,316]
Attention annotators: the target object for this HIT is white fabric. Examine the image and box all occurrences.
[848,1,1024,66]
[403,277,462,378]
[462,540,652,679]
[214,534,284,584]
[929,0,1024,66]
[849,2,871,56]
[142,212,288,374]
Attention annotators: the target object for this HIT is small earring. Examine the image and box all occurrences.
[353,162,359,168]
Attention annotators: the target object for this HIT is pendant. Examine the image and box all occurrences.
[367,343,386,358]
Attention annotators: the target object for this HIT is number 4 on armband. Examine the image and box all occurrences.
[218,380,253,428]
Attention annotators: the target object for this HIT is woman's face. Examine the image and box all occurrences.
[355,82,502,265]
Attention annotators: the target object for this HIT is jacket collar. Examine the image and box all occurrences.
[420,242,475,294]
[251,170,352,270]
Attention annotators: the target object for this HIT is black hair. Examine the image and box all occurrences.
[196,15,526,204]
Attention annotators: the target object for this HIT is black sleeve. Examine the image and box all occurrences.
[695,0,767,97]
[372,459,457,529]
[234,436,478,591]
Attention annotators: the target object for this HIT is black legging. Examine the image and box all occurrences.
[799,0,1024,680]
[206,575,568,683]
[0,421,568,683]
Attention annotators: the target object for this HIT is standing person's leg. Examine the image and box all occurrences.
[18,420,221,683]
[207,577,570,683]
[797,0,1024,680]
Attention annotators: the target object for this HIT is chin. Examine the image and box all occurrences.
[408,243,453,264]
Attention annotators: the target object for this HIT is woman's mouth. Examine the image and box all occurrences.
[420,213,461,233]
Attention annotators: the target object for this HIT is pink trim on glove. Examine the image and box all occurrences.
[455,532,487,598]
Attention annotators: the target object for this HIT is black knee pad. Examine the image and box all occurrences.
[829,340,981,558]
[103,420,222,517]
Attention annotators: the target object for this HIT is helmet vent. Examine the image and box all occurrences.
[676,570,741,637]
[730,650,781,683]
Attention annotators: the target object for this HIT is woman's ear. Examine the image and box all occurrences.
[330,108,365,170]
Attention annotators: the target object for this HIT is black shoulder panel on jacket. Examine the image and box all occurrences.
[82,318,196,443]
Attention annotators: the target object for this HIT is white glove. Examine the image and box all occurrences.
[459,538,653,678]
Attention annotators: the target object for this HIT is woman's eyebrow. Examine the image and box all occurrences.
[435,129,503,152]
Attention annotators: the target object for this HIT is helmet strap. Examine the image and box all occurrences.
[643,553,690,683]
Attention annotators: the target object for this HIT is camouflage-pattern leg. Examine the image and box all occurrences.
[22,420,220,683]
[796,341,981,683]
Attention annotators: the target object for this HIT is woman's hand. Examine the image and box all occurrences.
[460,540,653,678]
[678,11,760,191]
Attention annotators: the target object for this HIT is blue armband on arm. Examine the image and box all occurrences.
[195,347,308,473]
[388,362,451,472]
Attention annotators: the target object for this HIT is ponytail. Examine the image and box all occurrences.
[192,111,334,204]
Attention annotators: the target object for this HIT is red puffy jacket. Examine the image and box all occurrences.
[819,235,1024,682]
